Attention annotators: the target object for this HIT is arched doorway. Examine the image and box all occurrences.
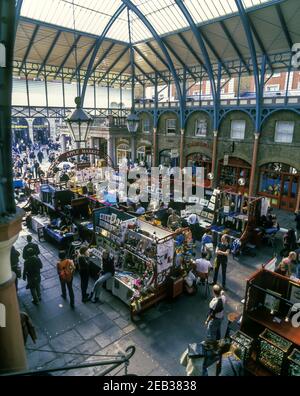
[186,153,212,187]
[258,163,299,211]
[137,145,152,167]
[33,118,50,145]
[159,149,179,167]
[218,157,251,194]
[11,118,29,145]
[117,144,131,165]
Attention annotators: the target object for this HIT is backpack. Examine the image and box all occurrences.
[58,259,75,282]
[212,297,224,318]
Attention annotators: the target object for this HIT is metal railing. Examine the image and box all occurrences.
[2,345,136,376]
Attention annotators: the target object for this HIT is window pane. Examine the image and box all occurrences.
[275,121,294,143]
[231,120,246,140]
[195,119,207,136]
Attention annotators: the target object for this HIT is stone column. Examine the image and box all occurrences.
[249,133,260,197]
[107,136,116,167]
[27,118,34,144]
[60,134,66,153]
[152,127,157,167]
[131,135,136,164]
[89,137,94,165]
[211,130,218,188]
[180,128,185,169]
[48,118,56,141]
[0,210,27,374]
[296,179,300,212]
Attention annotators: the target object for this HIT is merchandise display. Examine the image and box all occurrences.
[258,329,292,375]
[288,349,300,376]
[230,331,253,362]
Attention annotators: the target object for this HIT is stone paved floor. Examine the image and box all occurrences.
[15,214,291,376]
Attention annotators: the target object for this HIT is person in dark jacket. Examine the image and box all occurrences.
[37,150,44,164]
[77,246,90,303]
[89,250,115,303]
[295,212,300,240]
[23,235,40,260]
[10,245,21,290]
[23,248,43,305]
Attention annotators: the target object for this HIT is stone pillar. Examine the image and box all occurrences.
[60,134,66,153]
[180,128,185,169]
[131,135,136,164]
[296,182,300,213]
[27,118,34,144]
[48,118,56,141]
[89,137,94,165]
[211,130,218,188]
[107,136,116,167]
[152,127,157,167]
[249,133,260,197]
[0,210,27,374]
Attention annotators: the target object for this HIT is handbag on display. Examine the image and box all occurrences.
[188,343,205,358]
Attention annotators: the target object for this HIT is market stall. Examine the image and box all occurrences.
[90,207,187,318]
[240,267,300,376]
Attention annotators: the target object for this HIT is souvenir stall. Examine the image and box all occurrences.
[211,190,263,246]
[90,207,188,318]
[240,268,300,376]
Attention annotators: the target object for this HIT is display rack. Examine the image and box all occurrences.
[288,349,300,376]
[230,330,253,363]
[240,268,300,376]
[258,329,292,375]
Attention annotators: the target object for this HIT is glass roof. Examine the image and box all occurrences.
[20,0,274,44]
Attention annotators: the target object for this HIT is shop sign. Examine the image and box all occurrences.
[224,154,229,166]
[59,148,101,160]
[0,43,6,67]
[187,141,209,149]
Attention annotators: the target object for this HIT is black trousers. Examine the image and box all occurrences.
[60,279,74,305]
[213,260,227,287]
[80,271,89,300]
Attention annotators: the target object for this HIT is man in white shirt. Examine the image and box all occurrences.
[205,285,226,341]
[195,252,213,276]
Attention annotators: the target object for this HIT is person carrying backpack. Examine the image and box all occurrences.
[57,251,75,308]
[205,285,226,341]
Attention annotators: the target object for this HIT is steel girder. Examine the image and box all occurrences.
[0,0,16,214]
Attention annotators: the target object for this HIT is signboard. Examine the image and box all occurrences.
[224,154,229,166]
[0,44,6,67]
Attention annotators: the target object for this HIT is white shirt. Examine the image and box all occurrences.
[195,258,212,274]
[209,295,226,319]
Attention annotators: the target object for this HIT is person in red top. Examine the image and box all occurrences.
[57,251,76,308]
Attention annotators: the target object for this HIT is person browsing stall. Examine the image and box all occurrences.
[194,252,213,283]
[167,209,181,231]
[205,285,226,341]
[86,178,95,196]
[89,250,115,303]
[213,234,230,290]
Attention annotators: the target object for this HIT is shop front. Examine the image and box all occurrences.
[186,153,211,187]
[218,157,251,194]
[258,162,299,212]
[117,143,131,165]
[137,145,152,167]
[159,149,179,167]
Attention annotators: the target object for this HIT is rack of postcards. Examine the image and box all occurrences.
[181,188,221,229]
[93,207,137,268]
[287,349,300,376]
[230,331,253,363]
[258,329,293,375]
